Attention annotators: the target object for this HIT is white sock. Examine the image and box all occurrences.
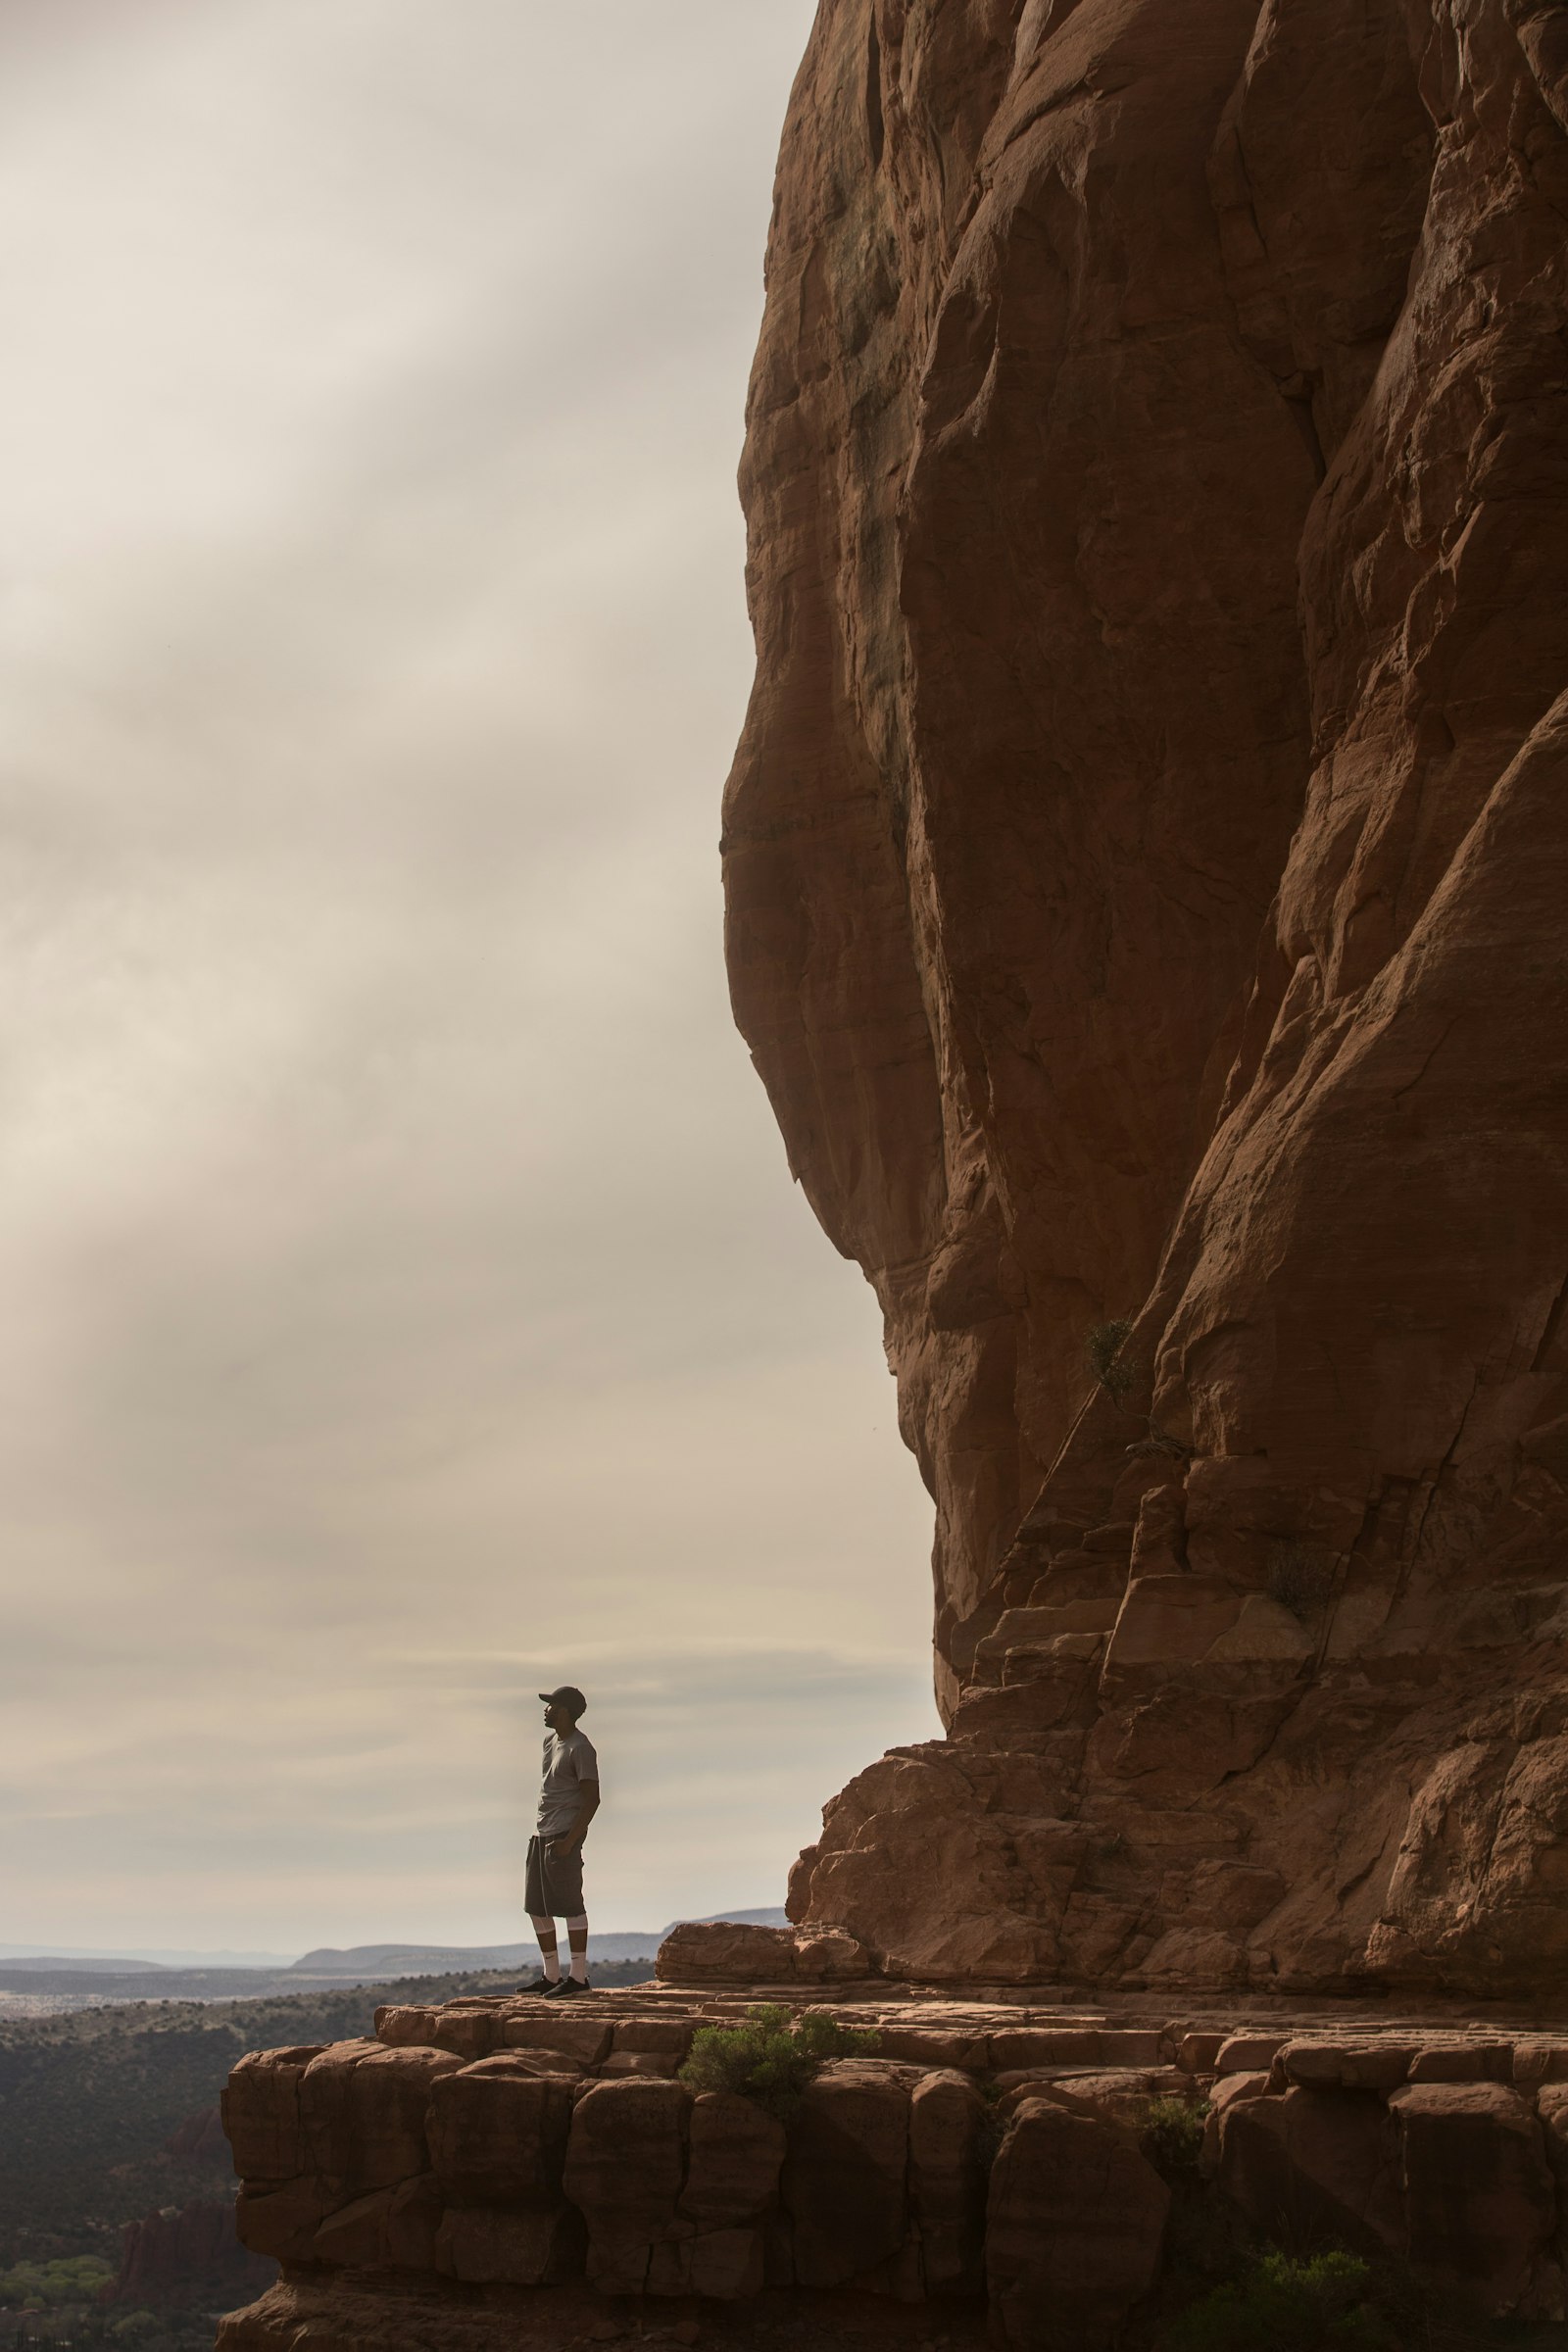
[566,1914,589,1981]
[531,1917,561,1982]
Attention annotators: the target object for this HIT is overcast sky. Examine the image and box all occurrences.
[0,0,939,1953]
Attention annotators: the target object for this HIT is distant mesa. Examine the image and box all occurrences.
[162,2106,230,2166]
[288,1943,523,1977]
[0,1943,300,1969]
[0,1954,168,1974]
[290,1911,790,1976]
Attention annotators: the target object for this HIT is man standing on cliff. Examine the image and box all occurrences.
[515,1685,600,1997]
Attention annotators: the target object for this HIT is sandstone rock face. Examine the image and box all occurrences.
[220,1993,1568,2345]
[1217,2068,1564,2316]
[162,2106,232,2166]
[781,2061,922,2290]
[107,2202,273,2310]
[723,0,1568,1994]
[908,2067,990,2294]
[563,2079,692,2294]
[1392,2081,1557,2307]
[986,2099,1168,2349]
[426,2057,575,2206]
[654,1919,871,1985]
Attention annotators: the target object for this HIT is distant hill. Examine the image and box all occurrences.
[0,1955,167,1975]
[291,1909,789,1978]
[0,1964,365,2006]
[287,1942,524,1975]
[684,1906,790,1930]
[0,1947,298,1970]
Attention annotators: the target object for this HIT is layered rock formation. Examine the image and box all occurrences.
[106,2199,272,2310]
[722,0,1568,1992]
[220,1986,1568,2342]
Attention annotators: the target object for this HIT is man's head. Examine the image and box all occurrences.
[539,1685,586,1734]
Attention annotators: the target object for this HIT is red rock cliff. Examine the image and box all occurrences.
[722,0,1568,1994]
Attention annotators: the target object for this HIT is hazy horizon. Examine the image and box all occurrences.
[1,0,941,1951]
[0,1906,788,1967]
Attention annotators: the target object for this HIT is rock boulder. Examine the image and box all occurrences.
[986,2099,1168,2349]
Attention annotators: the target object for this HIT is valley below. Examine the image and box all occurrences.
[0,1969,645,2303]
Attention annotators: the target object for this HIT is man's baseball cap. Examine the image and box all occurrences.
[538,1685,587,1715]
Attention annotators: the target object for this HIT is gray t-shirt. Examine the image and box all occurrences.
[536,1728,599,1838]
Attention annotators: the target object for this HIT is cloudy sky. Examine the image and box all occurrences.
[0,0,939,1953]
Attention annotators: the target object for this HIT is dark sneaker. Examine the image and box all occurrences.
[544,1974,591,1997]
[512,1975,559,1995]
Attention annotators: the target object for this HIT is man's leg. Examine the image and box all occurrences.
[519,1841,562,1989]
[530,1915,563,1984]
[540,1843,589,1994]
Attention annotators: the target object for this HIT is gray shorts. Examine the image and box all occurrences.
[525,1833,585,1919]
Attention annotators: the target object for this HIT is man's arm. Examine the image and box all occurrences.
[549,1779,599,1853]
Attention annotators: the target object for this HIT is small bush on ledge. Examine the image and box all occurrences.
[678,2003,880,2119]
[1140,2092,1208,2184]
[1266,1540,1335,1620]
[1087,1315,1135,1403]
[1165,2250,1394,2349]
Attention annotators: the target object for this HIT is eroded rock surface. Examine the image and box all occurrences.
[218,1990,1568,2346]
[107,2200,273,2311]
[722,0,1568,1994]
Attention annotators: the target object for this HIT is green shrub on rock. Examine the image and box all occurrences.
[1087,1316,1134,1402]
[1141,2093,1208,2184]
[677,2003,879,2119]
[1166,2250,1394,2349]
